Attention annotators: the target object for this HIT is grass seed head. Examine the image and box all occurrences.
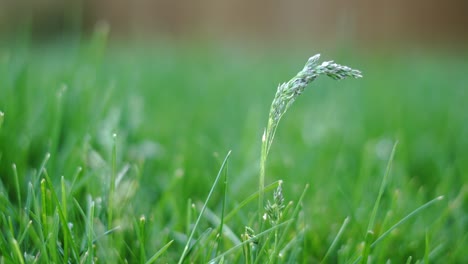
[265,181,285,225]
[263,54,362,157]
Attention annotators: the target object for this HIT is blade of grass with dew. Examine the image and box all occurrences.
[177,150,231,264]
[259,54,362,222]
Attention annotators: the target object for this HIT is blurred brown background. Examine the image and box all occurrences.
[1,0,467,48]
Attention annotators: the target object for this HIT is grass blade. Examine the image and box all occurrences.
[177,150,231,264]
[11,238,25,264]
[12,164,21,208]
[367,141,398,231]
[145,240,174,264]
[360,141,398,264]
[371,196,444,248]
[351,195,444,264]
[216,156,229,255]
[108,133,117,228]
[321,216,350,264]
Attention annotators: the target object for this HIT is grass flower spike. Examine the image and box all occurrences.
[265,180,285,226]
[259,54,362,217]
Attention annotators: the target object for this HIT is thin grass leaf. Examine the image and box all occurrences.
[86,198,95,264]
[216,156,229,256]
[351,195,444,264]
[367,141,398,231]
[424,231,430,264]
[12,164,21,209]
[177,150,231,264]
[371,196,444,248]
[108,133,117,228]
[321,216,350,264]
[60,176,69,262]
[11,238,25,264]
[137,215,147,264]
[145,240,174,264]
[17,220,32,245]
[186,198,193,235]
[34,153,50,186]
[360,141,398,264]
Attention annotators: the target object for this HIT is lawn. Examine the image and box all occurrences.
[0,31,467,263]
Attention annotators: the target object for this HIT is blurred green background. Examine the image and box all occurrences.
[0,1,467,262]
[1,0,467,47]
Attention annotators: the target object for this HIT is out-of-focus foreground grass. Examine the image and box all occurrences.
[0,32,466,263]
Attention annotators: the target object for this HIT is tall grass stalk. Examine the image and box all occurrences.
[259,54,362,220]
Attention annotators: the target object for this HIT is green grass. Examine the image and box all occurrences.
[0,31,467,263]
